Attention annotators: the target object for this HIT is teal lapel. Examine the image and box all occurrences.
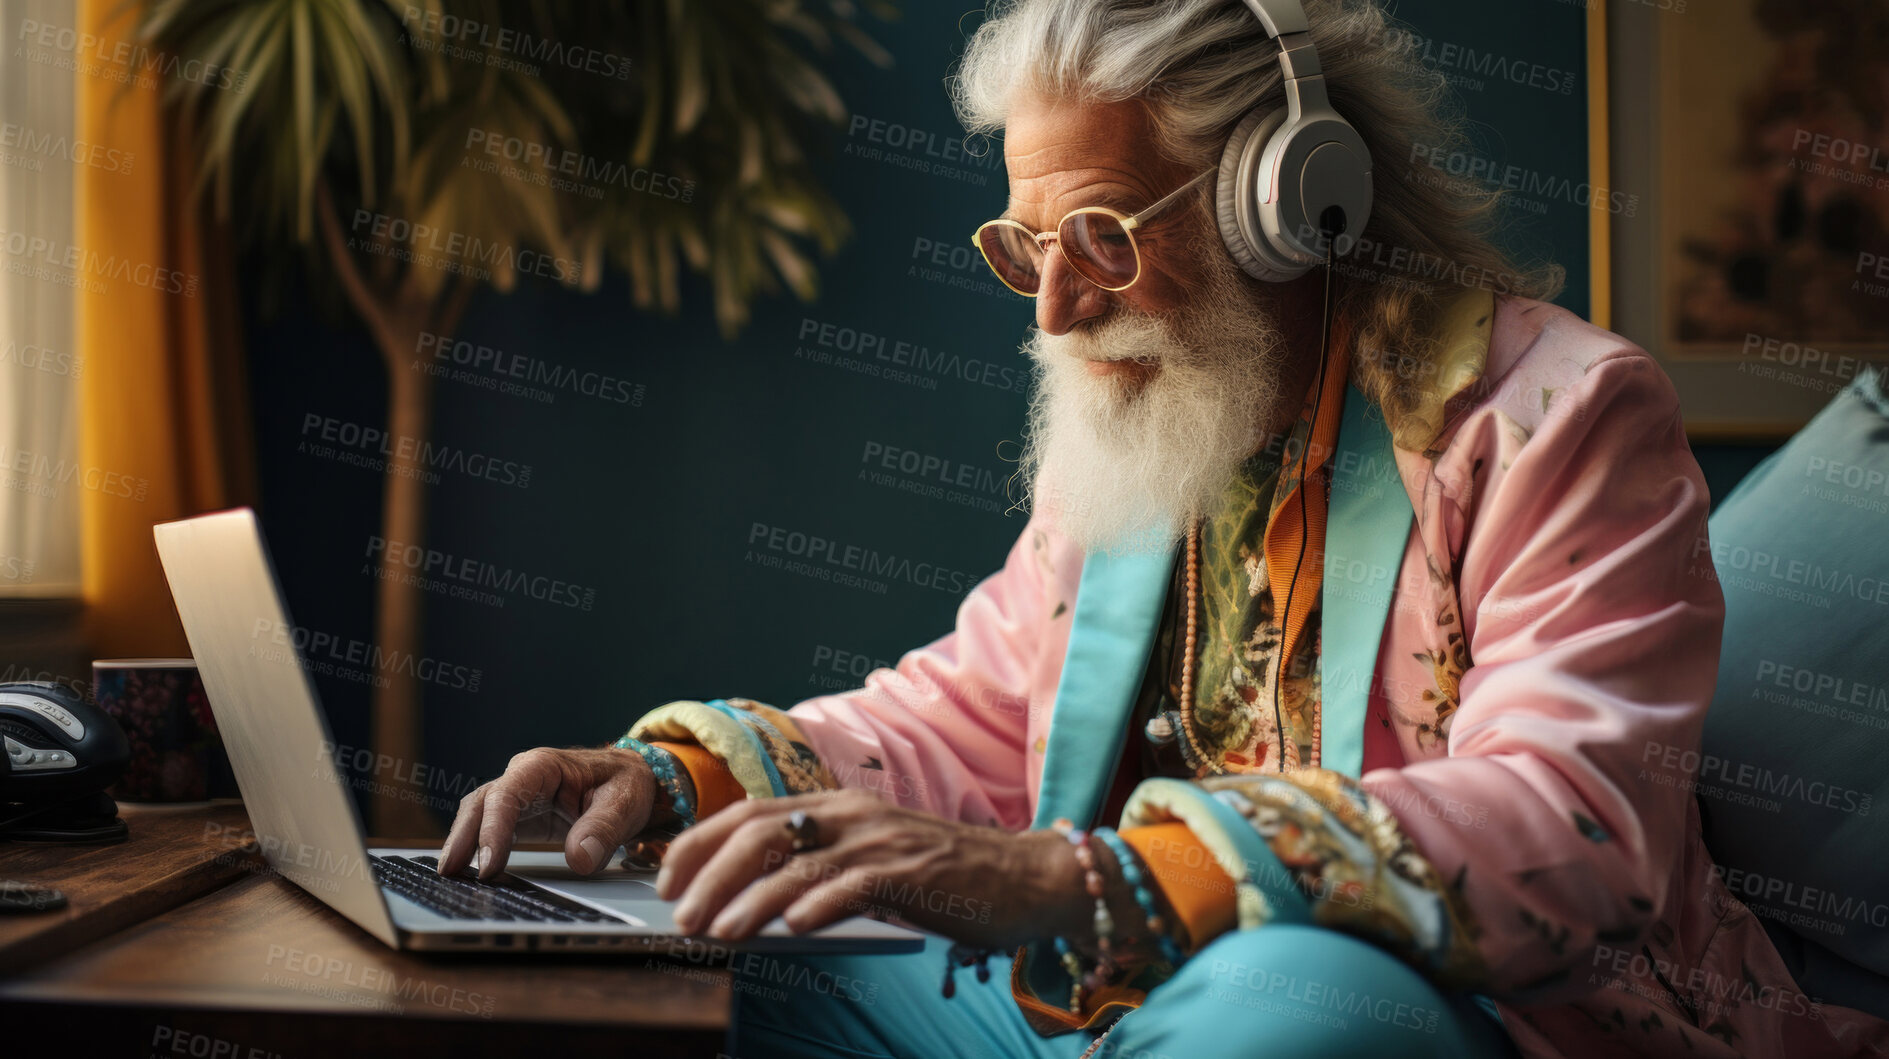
[1031,530,1178,829]
[1319,383,1414,780]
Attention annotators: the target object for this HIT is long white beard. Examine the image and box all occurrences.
[1017,250,1290,555]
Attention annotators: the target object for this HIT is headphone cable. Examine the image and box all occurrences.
[1271,231,1337,765]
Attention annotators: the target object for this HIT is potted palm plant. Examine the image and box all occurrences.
[140,0,894,833]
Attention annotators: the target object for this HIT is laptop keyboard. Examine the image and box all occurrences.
[369,854,620,923]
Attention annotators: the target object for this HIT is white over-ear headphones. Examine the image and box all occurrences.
[1215,0,1374,282]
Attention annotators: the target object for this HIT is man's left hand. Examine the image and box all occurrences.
[654,789,1079,949]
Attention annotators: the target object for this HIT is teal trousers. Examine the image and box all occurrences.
[725,926,1521,1059]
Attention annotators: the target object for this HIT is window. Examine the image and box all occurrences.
[0,0,82,600]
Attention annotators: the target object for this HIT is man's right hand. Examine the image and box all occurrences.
[437,746,656,880]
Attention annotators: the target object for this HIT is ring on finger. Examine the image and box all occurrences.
[782,809,821,852]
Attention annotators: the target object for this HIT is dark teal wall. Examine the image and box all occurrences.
[1389,0,1590,314]
[242,0,1758,824]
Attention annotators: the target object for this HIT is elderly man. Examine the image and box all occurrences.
[441,1,1886,1056]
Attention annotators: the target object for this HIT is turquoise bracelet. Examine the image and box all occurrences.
[1091,826,1185,967]
[615,735,696,827]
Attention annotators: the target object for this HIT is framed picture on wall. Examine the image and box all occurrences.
[1596,0,1889,439]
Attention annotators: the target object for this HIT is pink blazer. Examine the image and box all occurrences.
[642,295,1887,1057]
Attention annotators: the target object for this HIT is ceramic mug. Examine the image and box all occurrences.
[91,658,238,802]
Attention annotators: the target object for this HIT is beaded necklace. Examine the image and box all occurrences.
[1166,515,1320,776]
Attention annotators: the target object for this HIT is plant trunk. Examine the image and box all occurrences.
[367,343,436,840]
[313,182,475,841]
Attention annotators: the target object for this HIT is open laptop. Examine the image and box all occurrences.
[153,507,924,956]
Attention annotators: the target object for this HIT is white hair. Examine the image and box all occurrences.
[951,0,1563,440]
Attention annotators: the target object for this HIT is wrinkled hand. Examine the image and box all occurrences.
[654,789,1083,949]
[438,746,656,880]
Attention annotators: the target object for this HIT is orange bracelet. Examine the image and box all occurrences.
[1119,822,1237,954]
[653,741,746,820]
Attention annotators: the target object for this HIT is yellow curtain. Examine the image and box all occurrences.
[76,0,254,658]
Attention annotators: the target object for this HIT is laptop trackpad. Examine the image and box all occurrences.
[495,849,926,949]
[503,851,672,929]
[533,875,660,900]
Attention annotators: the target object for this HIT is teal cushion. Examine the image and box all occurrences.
[1702,366,1889,985]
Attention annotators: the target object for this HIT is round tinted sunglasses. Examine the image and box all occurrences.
[973,167,1217,297]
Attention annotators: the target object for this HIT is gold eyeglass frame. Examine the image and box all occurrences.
[971,166,1218,297]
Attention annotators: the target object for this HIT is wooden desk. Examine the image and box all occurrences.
[0,803,729,1057]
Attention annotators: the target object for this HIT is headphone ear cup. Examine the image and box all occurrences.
[1216,107,1309,283]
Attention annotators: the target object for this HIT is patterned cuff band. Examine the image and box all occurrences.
[615,735,696,827]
